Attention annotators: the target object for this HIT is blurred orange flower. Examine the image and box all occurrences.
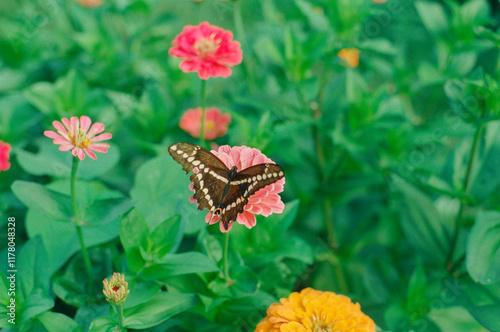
[75,0,103,7]
[255,288,376,332]
[179,107,231,140]
[338,48,360,68]
[373,0,388,3]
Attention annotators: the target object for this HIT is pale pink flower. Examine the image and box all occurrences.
[44,116,112,160]
[189,145,285,232]
[179,107,231,140]
[169,21,243,80]
[75,0,103,7]
[0,140,12,172]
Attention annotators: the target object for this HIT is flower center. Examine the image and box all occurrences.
[312,319,333,332]
[193,33,221,58]
[68,130,91,149]
[112,286,120,292]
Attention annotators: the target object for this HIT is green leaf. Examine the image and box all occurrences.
[149,215,182,258]
[392,176,449,265]
[26,206,120,274]
[57,69,88,114]
[53,248,113,307]
[24,81,62,115]
[89,316,121,332]
[74,305,110,332]
[16,139,120,179]
[469,122,500,201]
[467,304,500,332]
[123,292,199,329]
[142,252,219,280]
[264,199,300,239]
[120,209,149,252]
[17,236,51,300]
[294,0,329,31]
[430,306,489,332]
[20,288,54,325]
[80,197,134,226]
[415,1,449,35]
[466,210,500,284]
[12,181,72,222]
[130,154,204,233]
[37,311,83,332]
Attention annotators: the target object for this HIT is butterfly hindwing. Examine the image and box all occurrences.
[233,163,285,199]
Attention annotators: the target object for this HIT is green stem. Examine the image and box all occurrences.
[232,0,256,91]
[115,303,125,329]
[321,252,349,294]
[199,79,207,149]
[71,158,94,293]
[222,232,231,281]
[447,123,484,271]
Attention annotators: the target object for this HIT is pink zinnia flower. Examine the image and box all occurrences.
[169,21,243,80]
[44,116,112,160]
[0,140,12,172]
[189,145,285,232]
[179,107,231,140]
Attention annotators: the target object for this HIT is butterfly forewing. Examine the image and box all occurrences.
[169,142,229,212]
[169,142,228,174]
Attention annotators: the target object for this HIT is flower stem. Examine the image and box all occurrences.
[447,123,484,271]
[71,158,94,293]
[199,79,207,149]
[232,0,256,91]
[114,303,125,329]
[222,232,231,281]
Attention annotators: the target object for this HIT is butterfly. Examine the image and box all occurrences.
[168,142,285,230]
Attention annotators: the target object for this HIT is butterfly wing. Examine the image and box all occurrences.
[216,163,285,229]
[169,143,230,213]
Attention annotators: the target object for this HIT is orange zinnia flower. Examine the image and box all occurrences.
[255,288,376,332]
[337,48,360,68]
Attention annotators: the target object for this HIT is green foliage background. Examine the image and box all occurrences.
[1,0,500,331]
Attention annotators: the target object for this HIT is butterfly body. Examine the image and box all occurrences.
[168,142,284,230]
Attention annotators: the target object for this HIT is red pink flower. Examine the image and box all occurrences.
[169,21,242,80]
[0,140,11,172]
[179,107,231,140]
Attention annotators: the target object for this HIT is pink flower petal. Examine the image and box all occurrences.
[77,148,85,160]
[52,121,68,135]
[88,145,108,153]
[87,122,105,139]
[44,130,66,141]
[80,115,92,133]
[91,133,112,142]
[61,118,72,133]
[59,145,73,151]
[70,117,79,136]
[83,148,97,160]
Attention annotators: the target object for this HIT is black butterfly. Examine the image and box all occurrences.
[168,142,284,230]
